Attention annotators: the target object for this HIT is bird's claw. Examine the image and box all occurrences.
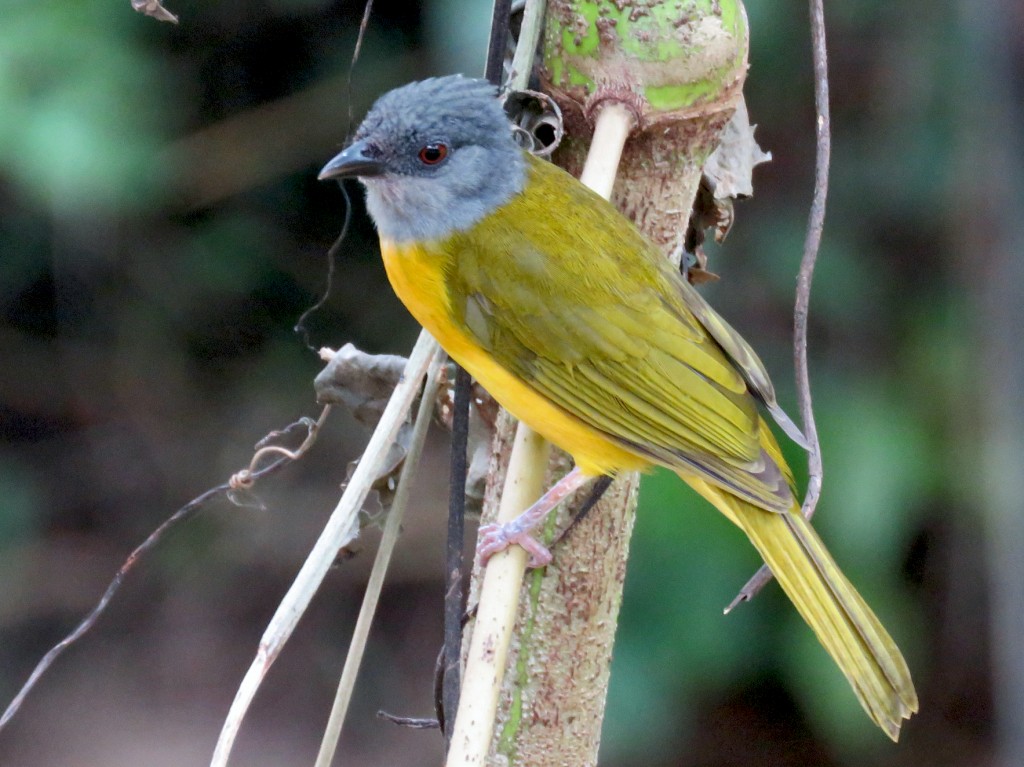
[478,522,552,568]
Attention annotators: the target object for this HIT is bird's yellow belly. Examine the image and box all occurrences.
[379,238,649,477]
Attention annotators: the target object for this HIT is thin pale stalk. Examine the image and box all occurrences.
[579,102,634,196]
[314,351,446,767]
[508,0,546,88]
[209,331,441,767]
[445,426,550,767]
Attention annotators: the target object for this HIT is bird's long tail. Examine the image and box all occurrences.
[688,477,919,740]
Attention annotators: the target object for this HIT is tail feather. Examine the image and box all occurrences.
[782,513,918,708]
[691,478,918,740]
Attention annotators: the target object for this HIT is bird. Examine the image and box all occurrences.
[318,75,918,739]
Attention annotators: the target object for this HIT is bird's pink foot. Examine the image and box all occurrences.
[475,467,593,569]
[477,522,553,568]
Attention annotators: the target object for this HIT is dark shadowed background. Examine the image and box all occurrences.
[2,1,1021,765]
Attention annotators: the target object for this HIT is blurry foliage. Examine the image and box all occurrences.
[0,1,171,212]
[0,460,41,545]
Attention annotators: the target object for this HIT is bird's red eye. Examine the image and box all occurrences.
[418,143,448,165]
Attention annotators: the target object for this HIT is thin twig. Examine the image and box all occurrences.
[556,475,614,545]
[0,412,329,731]
[294,0,368,351]
[508,0,545,89]
[231,408,331,490]
[314,353,445,767]
[578,102,634,196]
[726,0,830,611]
[795,0,830,519]
[442,367,471,747]
[347,0,376,133]
[294,188,351,353]
[967,3,1024,764]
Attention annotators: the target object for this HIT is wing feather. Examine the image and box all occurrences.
[445,155,796,511]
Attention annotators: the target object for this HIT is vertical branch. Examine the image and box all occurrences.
[484,0,515,84]
[469,1,750,762]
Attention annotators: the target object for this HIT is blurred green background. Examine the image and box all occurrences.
[1,1,1020,765]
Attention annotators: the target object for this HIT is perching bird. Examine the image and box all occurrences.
[319,75,918,739]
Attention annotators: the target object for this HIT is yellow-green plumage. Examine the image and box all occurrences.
[380,153,917,738]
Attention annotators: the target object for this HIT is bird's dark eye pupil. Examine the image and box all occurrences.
[418,143,448,165]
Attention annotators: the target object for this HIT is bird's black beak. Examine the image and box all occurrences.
[318,140,384,181]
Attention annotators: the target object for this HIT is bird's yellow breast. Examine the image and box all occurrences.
[379,237,649,477]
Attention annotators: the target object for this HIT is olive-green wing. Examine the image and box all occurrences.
[447,161,794,511]
[675,278,809,450]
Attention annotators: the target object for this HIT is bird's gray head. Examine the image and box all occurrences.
[319,76,526,243]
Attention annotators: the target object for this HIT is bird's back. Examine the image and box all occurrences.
[383,154,793,512]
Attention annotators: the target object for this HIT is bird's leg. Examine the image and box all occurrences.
[477,467,593,568]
